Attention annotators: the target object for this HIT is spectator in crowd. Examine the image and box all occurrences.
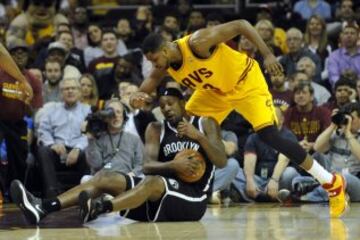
[56,31,86,73]
[255,6,288,54]
[46,41,81,81]
[293,0,331,20]
[6,0,68,45]
[284,81,331,153]
[0,40,43,197]
[85,99,143,176]
[42,58,63,103]
[96,53,143,100]
[296,56,331,105]
[37,78,91,197]
[133,6,154,46]
[322,77,354,112]
[116,18,136,50]
[175,0,193,31]
[84,24,103,68]
[299,102,360,202]
[328,24,360,88]
[327,0,357,40]
[70,6,89,50]
[161,14,180,38]
[280,28,322,82]
[79,73,98,107]
[89,30,120,99]
[232,107,299,202]
[269,73,293,111]
[255,20,283,57]
[304,15,332,81]
[182,10,206,36]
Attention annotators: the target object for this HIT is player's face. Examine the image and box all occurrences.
[159,96,184,124]
[146,50,170,70]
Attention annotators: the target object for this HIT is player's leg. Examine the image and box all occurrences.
[79,175,166,223]
[233,63,347,217]
[10,170,127,224]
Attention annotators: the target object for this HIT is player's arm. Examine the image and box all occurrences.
[131,68,167,109]
[189,19,283,75]
[200,117,227,168]
[178,117,227,168]
[0,43,33,103]
[0,43,28,84]
[143,122,176,176]
[139,67,167,94]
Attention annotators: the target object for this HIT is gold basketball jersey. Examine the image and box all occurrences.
[167,35,254,94]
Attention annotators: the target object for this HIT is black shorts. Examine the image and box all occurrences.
[119,175,208,222]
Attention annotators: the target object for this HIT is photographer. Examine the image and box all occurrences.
[311,102,360,202]
[85,99,144,177]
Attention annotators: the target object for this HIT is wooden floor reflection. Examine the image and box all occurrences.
[0,203,359,240]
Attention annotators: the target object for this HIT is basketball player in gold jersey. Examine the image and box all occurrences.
[131,19,348,217]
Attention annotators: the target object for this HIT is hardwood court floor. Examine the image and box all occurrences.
[0,203,359,240]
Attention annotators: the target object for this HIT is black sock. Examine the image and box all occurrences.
[101,200,113,213]
[42,198,61,213]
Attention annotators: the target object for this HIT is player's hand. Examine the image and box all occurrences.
[266,178,279,200]
[66,148,80,166]
[172,152,201,176]
[246,178,259,199]
[177,117,202,140]
[129,91,152,109]
[263,54,283,77]
[19,81,33,105]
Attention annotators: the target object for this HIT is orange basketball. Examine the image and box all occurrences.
[175,149,206,183]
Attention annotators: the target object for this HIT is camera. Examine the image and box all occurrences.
[85,107,115,138]
[331,109,351,126]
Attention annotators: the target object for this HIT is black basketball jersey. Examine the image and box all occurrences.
[158,116,215,194]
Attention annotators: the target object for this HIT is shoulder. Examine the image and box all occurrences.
[146,121,162,134]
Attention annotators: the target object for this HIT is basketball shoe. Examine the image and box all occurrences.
[10,180,46,224]
[78,191,104,223]
[322,174,349,218]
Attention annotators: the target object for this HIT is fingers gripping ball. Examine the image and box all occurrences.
[175,149,206,183]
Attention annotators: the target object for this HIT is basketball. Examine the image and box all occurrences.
[175,149,206,183]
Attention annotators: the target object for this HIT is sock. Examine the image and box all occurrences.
[42,198,61,213]
[101,200,113,213]
[307,160,334,185]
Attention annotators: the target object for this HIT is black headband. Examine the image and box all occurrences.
[160,88,184,100]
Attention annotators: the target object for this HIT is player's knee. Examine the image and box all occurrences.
[93,170,119,185]
[142,176,165,195]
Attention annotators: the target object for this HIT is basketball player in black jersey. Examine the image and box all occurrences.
[10,88,227,224]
